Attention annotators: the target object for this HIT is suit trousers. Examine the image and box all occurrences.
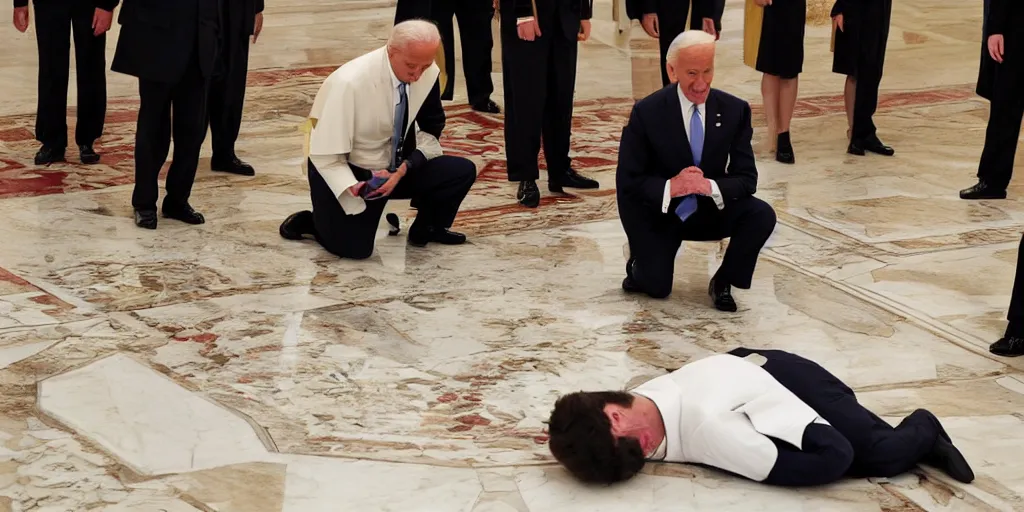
[977,56,1024,189]
[729,348,943,479]
[1007,233,1024,337]
[500,13,578,182]
[432,0,495,104]
[625,195,777,299]
[33,1,107,149]
[307,156,477,259]
[205,0,253,161]
[131,49,209,211]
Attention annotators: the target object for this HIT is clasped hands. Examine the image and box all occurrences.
[347,163,406,198]
[669,166,712,198]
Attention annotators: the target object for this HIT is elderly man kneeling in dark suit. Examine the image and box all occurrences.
[616,30,776,312]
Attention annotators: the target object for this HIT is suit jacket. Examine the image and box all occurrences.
[632,354,826,482]
[625,0,724,33]
[977,0,1024,100]
[305,46,445,215]
[111,0,221,83]
[501,0,593,40]
[13,0,119,10]
[616,85,757,216]
[242,0,264,35]
[395,0,431,24]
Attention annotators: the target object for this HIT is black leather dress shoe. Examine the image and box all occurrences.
[517,180,540,208]
[549,169,599,193]
[471,99,501,114]
[622,259,641,293]
[848,137,895,156]
[162,203,205,225]
[708,279,737,312]
[776,132,795,164]
[211,156,255,176]
[280,210,314,240]
[408,226,467,247]
[959,181,1007,200]
[989,336,1024,356]
[34,146,65,165]
[134,209,157,229]
[79,145,100,165]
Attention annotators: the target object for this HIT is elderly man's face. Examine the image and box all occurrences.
[388,41,438,84]
[668,43,716,105]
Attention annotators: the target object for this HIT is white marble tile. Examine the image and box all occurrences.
[37,353,272,476]
[0,340,57,370]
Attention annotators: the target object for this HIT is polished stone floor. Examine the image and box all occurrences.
[1,0,1022,510]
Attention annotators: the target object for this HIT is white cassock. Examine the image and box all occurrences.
[633,353,829,482]
[303,46,444,216]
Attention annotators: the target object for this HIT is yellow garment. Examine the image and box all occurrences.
[742,0,764,70]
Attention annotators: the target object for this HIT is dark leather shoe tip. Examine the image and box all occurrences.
[134,209,157,230]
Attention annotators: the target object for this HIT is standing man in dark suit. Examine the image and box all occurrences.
[831,0,895,157]
[111,0,220,229]
[989,234,1024,357]
[431,0,500,113]
[499,0,600,208]
[205,0,263,177]
[395,0,431,23]
[625,0,723,87]
[960,0,1024,200]
[12,0,116,165]
[616,31,776,312]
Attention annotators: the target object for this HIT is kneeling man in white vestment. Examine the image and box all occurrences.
[280,20,477,258]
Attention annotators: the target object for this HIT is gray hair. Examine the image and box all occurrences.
[388,20,442,51]
[665,30,716,63]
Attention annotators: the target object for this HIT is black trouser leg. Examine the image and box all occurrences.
[501,13,550,182]
[70,3,107,147]
[394,155,477,230]
[165,53,209,207]
[208,5,250,161]
[307,161,386,260]
[656,1,689,86]
[1008,234,1024,337]
[762,423,854,487]
[541,30,578,179]
[433,0,457,100]
[132,80,173,210]
[33,3,72,149]
[977,67,1024,190]
[455,0,495,105]
[676,196,777,289]
[851,44,883,141]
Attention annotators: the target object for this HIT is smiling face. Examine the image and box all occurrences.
[387,40,438,84]
[667,42,716,105]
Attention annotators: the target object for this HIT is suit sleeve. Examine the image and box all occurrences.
[13,0,27,7]
[255,0,265,13]
[616,104,669,211]
[512,0,534,18]
[581,0,593,20]
[715,101,758,202]
[406,78,446,171]
[692,0,723,26]
[988,0,1009,35]
[96,0,120,10]
[830,0,845,17]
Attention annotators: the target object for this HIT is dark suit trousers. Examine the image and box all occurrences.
[729,348,943,479]
[977,56,1024,189]
[395,0,432,23]
[849,5,891,141]
[625,195,776,299]
[33,1,107,149]
[307,156,477,259]
[763,423,853,487]
[132,49,209,210]
[433,0,495,104]
[501,13,578,182]
[1007,233,1024,337]
[206,0,252,161]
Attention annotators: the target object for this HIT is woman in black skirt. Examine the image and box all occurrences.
[743,0,806,164]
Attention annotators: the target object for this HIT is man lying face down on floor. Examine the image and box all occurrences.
[546,348,974,487]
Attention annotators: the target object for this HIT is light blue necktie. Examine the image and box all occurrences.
[389,83,408,171]
[675,104,703,222]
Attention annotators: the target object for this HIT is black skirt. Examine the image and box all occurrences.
[744,0,806,79]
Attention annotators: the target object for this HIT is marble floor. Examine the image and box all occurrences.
[1,0,1023,510]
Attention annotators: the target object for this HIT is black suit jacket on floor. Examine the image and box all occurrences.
[111,0,221,83]
[616,85,758,214]
[501,0,593,39]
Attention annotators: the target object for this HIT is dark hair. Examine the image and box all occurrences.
[546,391,647,484]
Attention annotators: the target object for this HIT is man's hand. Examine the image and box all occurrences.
[832,13,844,32]
[641,13,658,38]
[367,163,407,198]
[989,34,1005,63]
[578,19,591,41]
[669,167,711,197]
[252,12,263,43]
[701,18,717,40]
[517,18,541,41]
[92,8,113,36]
[13,7,29,33]
[754,0,771,6]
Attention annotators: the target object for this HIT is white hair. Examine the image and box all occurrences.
[388,20,442,51]
[666,30,716,64]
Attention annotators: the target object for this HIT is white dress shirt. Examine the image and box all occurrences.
[661,86,726,214]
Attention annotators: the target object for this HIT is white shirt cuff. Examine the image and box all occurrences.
[517,16,535,25]
[661,181,672,214]
[709,180,724,210]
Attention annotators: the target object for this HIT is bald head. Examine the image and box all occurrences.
[665,30,716,104]
[387,20,441,83]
